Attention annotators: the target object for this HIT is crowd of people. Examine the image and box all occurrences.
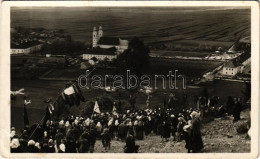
[10,93,246,153]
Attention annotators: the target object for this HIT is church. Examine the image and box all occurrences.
[82,26,129,61]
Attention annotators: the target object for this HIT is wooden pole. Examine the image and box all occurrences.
[29,114,46,139]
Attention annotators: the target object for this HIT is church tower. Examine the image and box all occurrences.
[98,26,103,40]
[92,27,98,48]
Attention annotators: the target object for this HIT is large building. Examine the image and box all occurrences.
[83,26,129,62]
[92,26,129,53]
[11,41,43,54]
[222,53,251,76]
[82,47,117,61]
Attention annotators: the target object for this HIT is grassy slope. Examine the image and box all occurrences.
[93,109,250,153]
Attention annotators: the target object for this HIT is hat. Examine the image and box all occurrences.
[48,139,53,145]
[28,140,36,146]
[190,111,200,119]
[96,122,102,127]
[170,114,175,118]
[10,138,20,148]
[35,142,41,149]
[11,127,15,131]
[178,117,185,122]
[65,121,70,127]
[10,130,16,138]
[44,131,47,137]
[115,120,119,126]
[59,144,66,152]
[59,120,64,126]
[74,119,79,125]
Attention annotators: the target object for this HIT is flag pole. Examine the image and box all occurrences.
[91,107,95,120]
[29,114,46,139]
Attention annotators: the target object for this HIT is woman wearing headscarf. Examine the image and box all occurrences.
[190,111,204,153]
[58,143,66,153]
[27,140,39,153]
[124,130,138,153]
[136,119,144,140]
[183,120,192,153]
[176,117,186,141]
[10,138,22,153]
[162,120,171,142]
[96,121,102,139]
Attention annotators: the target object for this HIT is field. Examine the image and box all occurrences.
[11,7,250,46]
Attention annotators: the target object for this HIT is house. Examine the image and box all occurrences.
[11,41,43,54]
[92,26,129,53]
[222,53,251,76]
[82,47,117,61]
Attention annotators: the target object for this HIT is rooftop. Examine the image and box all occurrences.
[11,41,42,49]
[239,36,251,44]
[98,37,120,46]
[224,53,250,68]
[85,47,117,56]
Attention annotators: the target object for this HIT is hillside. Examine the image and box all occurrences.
[93,109,250,153]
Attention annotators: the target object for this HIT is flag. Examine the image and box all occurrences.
[23,104,29,126]
[60,83,85,107]
[64,86,75,95]
[93,101,101,113]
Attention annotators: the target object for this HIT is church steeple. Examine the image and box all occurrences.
[92,27,98,48]
[98,26,103,40]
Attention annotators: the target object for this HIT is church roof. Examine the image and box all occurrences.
[85,47,117,56]
[224,53,250,68]
[98,37,120,45]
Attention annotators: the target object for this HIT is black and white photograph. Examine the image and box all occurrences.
[1,1,259,158]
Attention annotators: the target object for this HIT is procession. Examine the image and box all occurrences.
[10,84,248,153]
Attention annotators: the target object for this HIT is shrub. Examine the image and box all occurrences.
[236,122,249,134]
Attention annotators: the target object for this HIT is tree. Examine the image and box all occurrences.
[115,37,150,77]
[241,82,251,102]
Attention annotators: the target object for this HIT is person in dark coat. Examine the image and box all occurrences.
[89,128,97,153]
[27,140,39,153]
[183,121,192,153]
[101,128,111,150]
[77,138,90,153]
[233,98,243,122]
[55,129,64,147]
[124,130,139,153]
[47,139,55,153]
[136,120,144,140]
[190,112,203,153]
[118,122,127,141]
[226,96,235,115]
[10,138,22,153]
[170,114,178,141]
[162,121,170,142]
[65,137,77,153]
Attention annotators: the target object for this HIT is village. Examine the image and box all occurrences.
[11,26,251,84]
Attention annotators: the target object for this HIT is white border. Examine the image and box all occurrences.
[1,1,259,158]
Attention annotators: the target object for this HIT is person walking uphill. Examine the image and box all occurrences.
[124,130,139,153]
[189,111,204,153]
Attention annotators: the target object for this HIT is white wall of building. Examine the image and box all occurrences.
[82,54,117,61]
[11,44,43,54]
